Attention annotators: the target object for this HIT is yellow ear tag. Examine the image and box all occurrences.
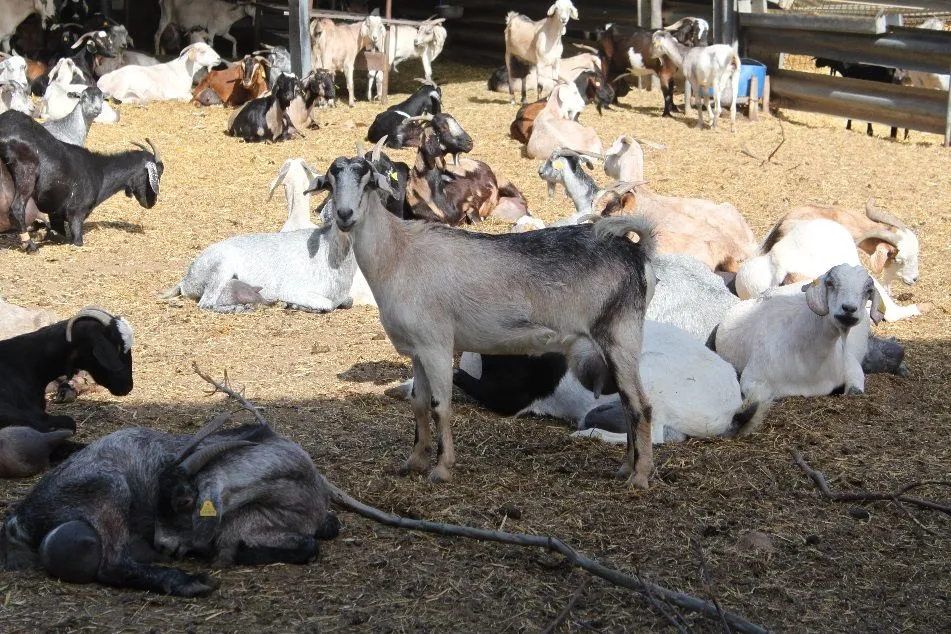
[811,279,819,287]
[390,170,398,182]
[878,298,886,314]
[199,500,218,517]
[553,159,566,170]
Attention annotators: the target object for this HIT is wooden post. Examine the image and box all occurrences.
[650,0,662,91]
[945,67,951,146]
[724,0,737,47]
[382,0,392,105]
[289,0,311,77]
[637,0,650,90]
[749,76,759,121]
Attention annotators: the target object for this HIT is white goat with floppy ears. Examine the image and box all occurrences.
[368,18,447,102]
[504,0,578,104]
[651,30,741,132]
[308,151,658,489]
[715,263,884,437]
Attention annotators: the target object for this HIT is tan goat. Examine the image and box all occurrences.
[310,13,385,107]
[504,0,577,104]
[526,83,601,159]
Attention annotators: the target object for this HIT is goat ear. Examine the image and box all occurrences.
[146,162,160,196]
[92,336,125,372]
[303,174,329,194]
[374,171,396,196]
[570,7,579,19]
[869,284,886,324]
[191,490,223,550]
[802,277,829,317]
[547,4,556,15]
[869,243,891,276]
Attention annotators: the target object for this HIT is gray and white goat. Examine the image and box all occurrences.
[2,410,337,595]
[42,86,103,146]
[306,153,658,488]
[715,263,884,436]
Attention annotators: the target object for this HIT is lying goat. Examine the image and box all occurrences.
[526,82,601,159]
[308,154,658,488]
[192,54,269,107]
[716,264,883,436]
[0,307,133,433]
[0,112,162,251]
[227,73,300,143]
[0,426,74,478]
[367,79,441,145]
[2,409,337,594]
[403,114,529,225]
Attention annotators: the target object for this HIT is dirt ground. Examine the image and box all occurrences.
[0,61,948,633]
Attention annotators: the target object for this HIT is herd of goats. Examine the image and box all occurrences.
[0,0,932,603]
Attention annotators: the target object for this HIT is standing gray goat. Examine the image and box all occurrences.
[306,154,658,488]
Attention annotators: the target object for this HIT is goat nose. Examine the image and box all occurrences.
[337,208,354,221]
[840,303,857,314]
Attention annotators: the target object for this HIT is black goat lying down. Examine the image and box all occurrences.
[366,79,442,145]
[227,73,301,143]
[0,307,133,434]
[0,111,162,251]
[1,410,339,596]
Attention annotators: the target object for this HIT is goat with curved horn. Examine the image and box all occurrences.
[865,198,908,230]
[65,307,116,342]
[572,43,601,55]
[179,440,256,475]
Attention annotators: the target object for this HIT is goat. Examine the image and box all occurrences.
[368,17,447,102]
[226,72,300,143]
[286,69,333,131]
[735,217,922,322]
[307,155,658,488]
[367,79,442,145]
[0,53,32,115]
[538,148,756,271]
[0,306,133,433]
[526,82,601,159]
[452,321,746,444]
[310,12,385,107]
[41,58,118,123]
[0,160,44,238]
[155,0,254,58]
[604,134,645,182]
[0,0,56,52]
[404,114,529,225]
[268,158,319,232]
[598,22,677,116]
[30,28,118,98]
[715,264,883,436]
[252,44,292,89]
[651,31,740,131]
[2,410,337,594]
[898,18,949,94]
[0,113,162,251]
[0,426,73,478]
[0,298,58,340]
[192,54,268,107]
[41,85,102,145]
[503,0,577,104]
[97,42,221,104]
[815,57,907,138]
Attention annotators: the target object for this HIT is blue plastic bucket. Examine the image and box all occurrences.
[700,58,767,100]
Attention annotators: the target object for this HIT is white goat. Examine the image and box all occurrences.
[0,54,26,86]
[368,18,447,102]
[900,18,949,91]
[526,82,601,159]
[716,264,883,436]
[504,0,578,104]
[735,218,921,321]
[155,0,255,58]
[0,0,55,52]
[604,134,645,183]
[97,43,221,104]
[42,58,119,123]
[651,30,741,132]
[0,53,31,116]
[268,159,319,232]
[310,13,386,107]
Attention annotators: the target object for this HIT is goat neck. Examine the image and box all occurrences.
[565,167,600,215]
[347,192,406,286]
[653,34,688,69]
[93,150,151,206]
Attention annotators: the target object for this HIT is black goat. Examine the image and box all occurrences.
[32,29,118,96]
[2,407,337,595]
[814,58,908,139]
[366,79,442,145]
[0,111,162,251]
[0,307,133,433]
[227,73,300,143]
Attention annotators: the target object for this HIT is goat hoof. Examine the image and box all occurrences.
[173,572,220,597]
[614,462,633,478]
[400,455,430,476]
[845,386,864,396]
[20,240,37,253]
[627,474,650,490]
[428,465,452,483]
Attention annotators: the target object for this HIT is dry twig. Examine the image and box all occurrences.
[540,579,588,634]
[194,365,767,634]
[791,450,951,519]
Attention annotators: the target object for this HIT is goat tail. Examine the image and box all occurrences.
[592,215,657,259]
[156,283,183,300]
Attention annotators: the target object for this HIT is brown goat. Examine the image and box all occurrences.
[192,55,268,107]
[510,98,546,143]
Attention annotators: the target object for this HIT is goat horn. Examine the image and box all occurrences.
[603,180,647,194]
[865,198,907,231]
[857,229,900,247]
[572,43,600,54]
[145,138,161,162]
[404,114,434,123]
[180,440,256,476]
[173,411,233,464]
[70,30,103,49]
[355,140,366,156]
[371,136,387,162]
[414,77,437,87]
[65,306,116,343]
[664,18,689,31]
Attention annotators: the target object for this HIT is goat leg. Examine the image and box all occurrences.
[98,559,219,597]
[6,148,39,252]
[402,356,434,475]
